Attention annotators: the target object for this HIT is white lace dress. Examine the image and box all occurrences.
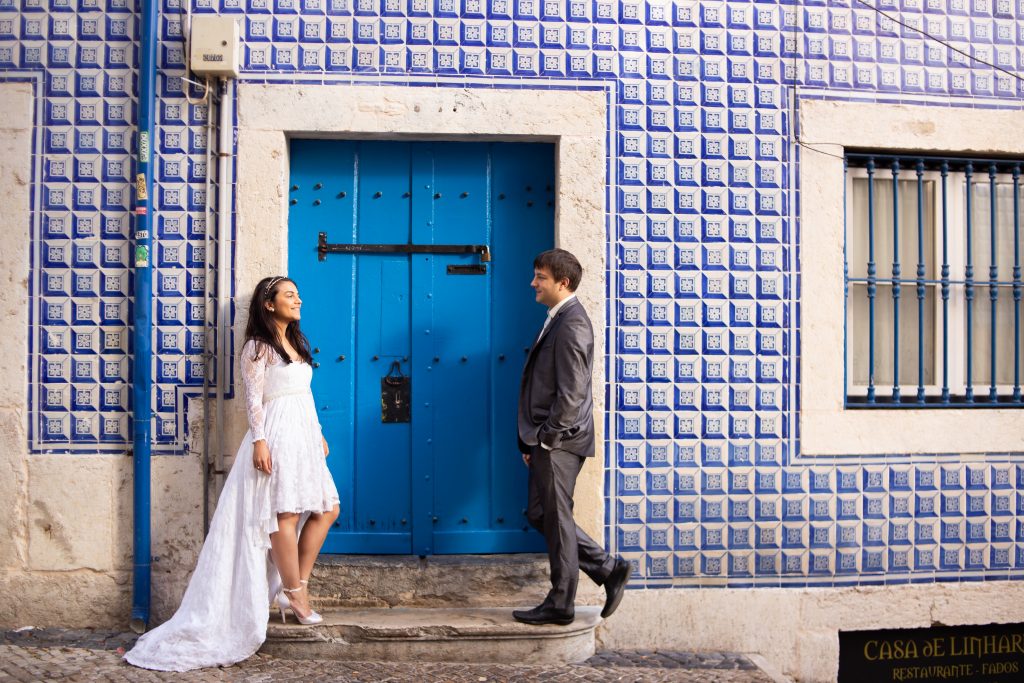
[124,339,340,672]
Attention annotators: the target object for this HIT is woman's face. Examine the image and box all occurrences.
[266,280,302,324]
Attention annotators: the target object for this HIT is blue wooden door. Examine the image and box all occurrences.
[288,140,553,555]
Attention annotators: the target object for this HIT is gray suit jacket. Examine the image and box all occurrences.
[517,297,595,458]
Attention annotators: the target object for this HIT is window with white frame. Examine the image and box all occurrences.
[844,153,1024,406]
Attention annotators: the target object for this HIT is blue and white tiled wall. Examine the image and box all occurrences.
[4,0,1024,587]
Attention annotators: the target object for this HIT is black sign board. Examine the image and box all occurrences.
[840,623,1024,683]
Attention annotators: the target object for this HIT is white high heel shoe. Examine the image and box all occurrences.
[278,582,323,625]
[275,589,291,623]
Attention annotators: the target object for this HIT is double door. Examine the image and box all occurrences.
[288,139,554,555]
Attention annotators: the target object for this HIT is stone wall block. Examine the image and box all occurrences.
[27,457,115,572]
[0,570,130,629]
[0,409,29,570]
[0,82,32,132]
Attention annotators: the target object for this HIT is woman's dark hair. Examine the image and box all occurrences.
[244,276,313,364]
[533,248,583,291]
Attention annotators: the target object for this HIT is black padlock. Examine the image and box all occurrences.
[381,360,411,423]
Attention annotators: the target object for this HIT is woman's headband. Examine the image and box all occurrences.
[263,276,285,298]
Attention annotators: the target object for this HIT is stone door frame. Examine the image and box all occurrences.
[233,81,609,540]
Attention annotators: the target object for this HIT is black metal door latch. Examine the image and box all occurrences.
[319,232,490,265]
[381,360,411,423]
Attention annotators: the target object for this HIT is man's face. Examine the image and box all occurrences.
[531,266,567,307]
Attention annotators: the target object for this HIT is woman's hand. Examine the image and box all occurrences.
[253,440,272,475]
[322,436,330,458]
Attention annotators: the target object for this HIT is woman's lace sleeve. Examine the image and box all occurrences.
[240,340,269,442]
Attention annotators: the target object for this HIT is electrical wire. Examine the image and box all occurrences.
[784,5,848,162]
[795,139,846,161]
[178,0,211,105]
[855,0,1024,85]
[787,1,1023,163]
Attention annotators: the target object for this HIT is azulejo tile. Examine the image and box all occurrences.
[7,0,1024,579]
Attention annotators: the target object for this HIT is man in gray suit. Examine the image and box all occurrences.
[514,249,632,626]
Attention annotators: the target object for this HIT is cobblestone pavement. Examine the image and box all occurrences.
[0,629,777,682]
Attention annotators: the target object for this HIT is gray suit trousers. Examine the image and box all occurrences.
[527,446,616,611]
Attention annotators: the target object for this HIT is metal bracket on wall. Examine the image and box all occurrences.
[318,232,491,263]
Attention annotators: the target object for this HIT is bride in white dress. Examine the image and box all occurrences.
[125,276,341,671]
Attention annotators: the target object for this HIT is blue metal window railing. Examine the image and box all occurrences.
[845,152,1024,407]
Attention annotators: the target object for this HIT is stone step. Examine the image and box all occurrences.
[262,606,601,665]
[307,554,553,609]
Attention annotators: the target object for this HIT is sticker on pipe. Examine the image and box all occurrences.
[134,245,150,267]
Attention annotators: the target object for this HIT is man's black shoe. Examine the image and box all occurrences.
[601,558,633,618]
[512,604,575,626]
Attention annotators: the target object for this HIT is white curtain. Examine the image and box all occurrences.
[969,181,1024,387]
[849,177,936,388]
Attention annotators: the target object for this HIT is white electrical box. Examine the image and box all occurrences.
[189,15,240,78]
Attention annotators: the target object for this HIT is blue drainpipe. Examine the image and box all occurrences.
[130,0,158,633]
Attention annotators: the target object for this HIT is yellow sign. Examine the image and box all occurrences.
[135,173,147,201]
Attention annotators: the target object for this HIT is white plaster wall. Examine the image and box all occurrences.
[0,82,140,626]
[798,99,1024,456]
[599,582,1024,682]
[0,80,206,628]
[0,81,33,585]
[0,81,38,625]
[234,82,609,536]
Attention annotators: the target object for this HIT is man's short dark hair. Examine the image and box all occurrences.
[534,249,583,291]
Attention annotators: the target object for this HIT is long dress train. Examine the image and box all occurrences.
[125,340,339,672]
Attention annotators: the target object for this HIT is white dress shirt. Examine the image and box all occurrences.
[537,293,576,342]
